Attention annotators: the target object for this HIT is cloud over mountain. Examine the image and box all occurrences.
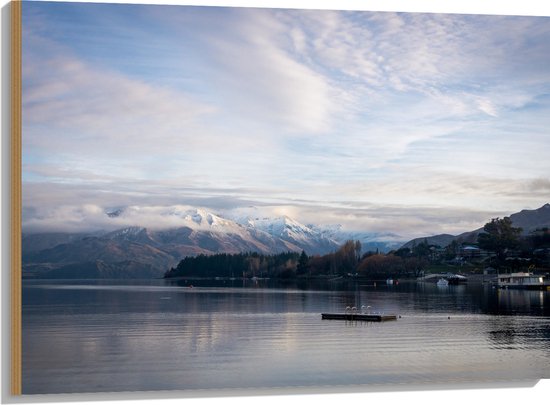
[21,3,550,246]
[22,208,344,278]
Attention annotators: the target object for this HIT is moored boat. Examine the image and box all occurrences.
[447,274,468,284]
[497,272,550,290]
[436,278,449,286]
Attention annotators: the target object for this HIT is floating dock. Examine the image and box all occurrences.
[321,313,397,322]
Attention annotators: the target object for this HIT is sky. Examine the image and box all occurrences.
[21,0,550,239]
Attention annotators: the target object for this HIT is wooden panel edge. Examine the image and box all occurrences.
[11,0,22,396]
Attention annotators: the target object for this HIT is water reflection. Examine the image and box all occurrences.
[493,289,547,316]
[22,279,550,394]
[24,278,550,317]
[166,279,550,316]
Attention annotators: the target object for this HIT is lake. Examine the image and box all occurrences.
[22,279,550,395]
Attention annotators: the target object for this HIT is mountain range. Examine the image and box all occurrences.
[401,203,550,249]
[23,208,391,279]
[23,204,550,279]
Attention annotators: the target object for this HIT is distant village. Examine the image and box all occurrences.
[411,231,548,272]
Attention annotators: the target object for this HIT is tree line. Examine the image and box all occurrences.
[164,251,302,279]
[164,218,550,280]
[164,240,424,279]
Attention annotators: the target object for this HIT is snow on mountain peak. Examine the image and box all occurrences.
[101,204,405,253]
[183,209,212,226]
[104,226,149,241]
[235,215,340,252]
[176,208,242,232]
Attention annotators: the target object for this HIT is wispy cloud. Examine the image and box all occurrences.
[23,46,215,158]
[21,3,550,238]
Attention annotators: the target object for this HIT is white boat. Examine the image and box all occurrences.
[497,272,550,290]
[386,278,394,285]
[446,273,468,284]
[436,278,449,286]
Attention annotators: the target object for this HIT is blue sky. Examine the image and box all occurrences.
[21,1,550,238]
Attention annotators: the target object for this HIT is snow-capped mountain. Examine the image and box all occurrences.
[248,216,316,241]
[169,208,248,233]
[22,203,550,279]
[307,224,405,253]
[164,209,338,253]
[73,206,403,265]
[104,226,156,245]
[237,215,340,254]
[230,207,405,254]
[23,208,342,279]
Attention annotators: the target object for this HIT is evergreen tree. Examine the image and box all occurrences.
[477,217,522,263]
[296,250,309,275]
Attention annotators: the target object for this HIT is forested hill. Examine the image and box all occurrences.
[164,251,304,279]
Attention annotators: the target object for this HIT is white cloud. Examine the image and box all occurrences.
[21,4,550,238]
[23,54,215,155]
[193,9,343,134]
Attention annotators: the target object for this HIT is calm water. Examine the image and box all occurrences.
[22,279,550,394]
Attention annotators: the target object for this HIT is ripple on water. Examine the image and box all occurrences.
[22,280,550,394]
